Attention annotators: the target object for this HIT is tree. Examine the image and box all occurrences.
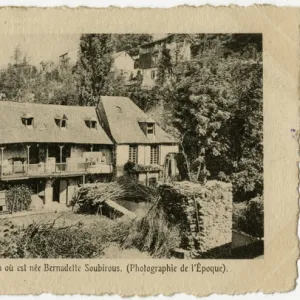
[170,58,233,183]
[162,34,263,200]
[52,61,79,105]
[0,46,38,102]
[224,60,263,200]
[156,45,173,86]
[102,71,127,97]
[77,34,114,106]
[0,46,80,105]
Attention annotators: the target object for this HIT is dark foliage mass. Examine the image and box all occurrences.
[77,34,115,106]
[5,185,32,213]
[238,196,264,238]
[157,34,263,202]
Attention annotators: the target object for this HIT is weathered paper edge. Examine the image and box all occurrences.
[0,6,298,296]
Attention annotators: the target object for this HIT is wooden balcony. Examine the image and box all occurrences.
[0,162,113,180]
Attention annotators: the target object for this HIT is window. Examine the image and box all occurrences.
[150,146,159,165]
[27,118,33,126]
[22,114,34,128]
[129,145,138,164]
[147,123,154,135]
[61,119,67,128]
[151,70,156,79]
[55,114,68,129]
[85,119,97,129]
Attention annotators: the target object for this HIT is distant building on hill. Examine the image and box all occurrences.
[138,34,194,88]
[59,49,137,81]
[111,51,136,81]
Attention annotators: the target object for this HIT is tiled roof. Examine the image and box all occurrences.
[98,96,177,144]
[0,101,113,145]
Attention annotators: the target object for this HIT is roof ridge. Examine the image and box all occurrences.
[0,101,96,109]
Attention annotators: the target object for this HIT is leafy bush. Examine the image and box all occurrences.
[124,161,136,173]
[236,196,264,238]
[5,185,32,213]
[0,220,104,258]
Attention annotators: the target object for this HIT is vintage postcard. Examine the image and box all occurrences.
[0,5,298,296]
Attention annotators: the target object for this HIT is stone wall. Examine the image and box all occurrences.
[158,180,232,254]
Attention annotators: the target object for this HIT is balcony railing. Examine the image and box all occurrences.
[0,162,113,179]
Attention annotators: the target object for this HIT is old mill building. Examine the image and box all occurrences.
[0,97,178,207]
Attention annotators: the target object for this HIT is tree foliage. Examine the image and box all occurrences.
[156,46,173,86]
[236,196,264,238]
[0,47,38,102]
[160,34,263,200]
[77,34,115,106]
[5,185,32,213]
[0,47,79,105]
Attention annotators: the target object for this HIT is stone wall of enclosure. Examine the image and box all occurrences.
[158,180,232,254]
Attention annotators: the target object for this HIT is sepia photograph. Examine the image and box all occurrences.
[0,33,263,259]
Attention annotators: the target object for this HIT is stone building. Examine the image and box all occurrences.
[0,101,114,208]
[59,49,136,82]
[111,51,136,81]
[0,96,179,209]
[97,96,179,185]
[138,34,194,88]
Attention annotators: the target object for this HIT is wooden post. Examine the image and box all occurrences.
[59,145,64,173]
[45,178,53,206]
[59,145,64,164]
[0,147,4,176]
[45,145,49,173]
[90,144,93,152]
[26,145,31,174]
[46,146,49,161]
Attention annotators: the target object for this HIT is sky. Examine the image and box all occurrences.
[0,34,81,68]
[0,33,167,69]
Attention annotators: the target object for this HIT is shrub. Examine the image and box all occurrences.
[5,185,32,213]
[0,220,104,258]
[237,196,264,238]
[124,161,136,173]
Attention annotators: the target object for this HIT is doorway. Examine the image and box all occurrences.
[52,179,60,202]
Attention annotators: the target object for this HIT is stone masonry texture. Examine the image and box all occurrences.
[158,180,232,254]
